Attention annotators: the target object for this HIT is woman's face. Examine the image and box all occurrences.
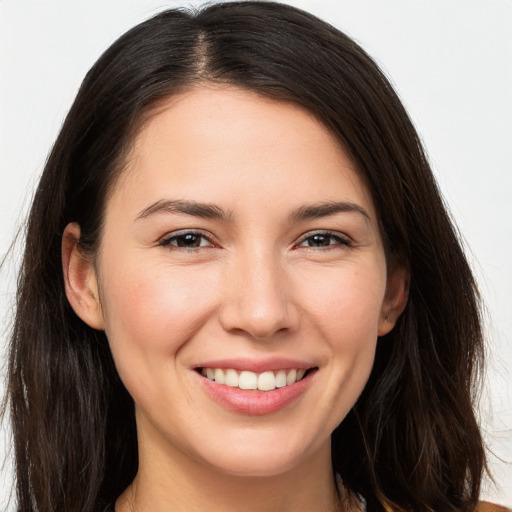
[66,87,406,478]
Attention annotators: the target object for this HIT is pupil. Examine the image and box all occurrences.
[311,234,329,247]
[177,234,199,247]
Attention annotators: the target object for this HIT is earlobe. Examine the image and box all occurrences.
[378,265,409,336]
[62,222,104,330]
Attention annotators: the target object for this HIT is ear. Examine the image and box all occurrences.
[378,264,409,336]
[62,222,104,330]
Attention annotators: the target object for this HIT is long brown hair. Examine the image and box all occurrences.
[5,2,485,510]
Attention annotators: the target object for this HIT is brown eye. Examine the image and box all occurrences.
[298,232,350,248]
[159,231,213,250]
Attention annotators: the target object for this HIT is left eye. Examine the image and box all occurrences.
[159,231,212,249]
[297,232,349,248]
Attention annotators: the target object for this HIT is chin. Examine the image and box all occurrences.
[210,452,305,478]
[194,431,326,479]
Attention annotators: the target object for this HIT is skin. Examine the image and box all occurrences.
[63,87,407,511]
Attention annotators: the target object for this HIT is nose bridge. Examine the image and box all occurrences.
[219,243,297,339]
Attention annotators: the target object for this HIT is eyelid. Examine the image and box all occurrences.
[294,230,352,249]
[157,229,216,249]
[156,228,352,251]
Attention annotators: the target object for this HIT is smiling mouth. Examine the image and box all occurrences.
[196,367,317,391]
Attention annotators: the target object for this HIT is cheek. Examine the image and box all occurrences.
[98,255,219,368]
[300,264,386,348]
[288,264,385,431]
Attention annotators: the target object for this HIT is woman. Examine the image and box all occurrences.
[4,2,507,511]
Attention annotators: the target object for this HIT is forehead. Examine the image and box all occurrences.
[109,86,376,221]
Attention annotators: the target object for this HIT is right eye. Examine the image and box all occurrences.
[158,230,214,250]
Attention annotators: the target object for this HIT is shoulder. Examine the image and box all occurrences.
[476,502,512,512]
[380,501,511,512]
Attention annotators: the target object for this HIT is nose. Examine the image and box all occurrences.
[218,249,299,340]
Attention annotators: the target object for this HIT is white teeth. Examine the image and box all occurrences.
[239,370,258,390]
[275,370,287,388]
[224,369,239,387]
[257,371,276,391]
[214,368,225,384]
[201,367,310,391]
[286,369,297,385]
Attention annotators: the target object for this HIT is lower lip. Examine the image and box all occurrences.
[197,371,315,416]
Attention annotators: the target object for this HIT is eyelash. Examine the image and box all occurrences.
[158,230,351,252]
[295,231,352,250]
[158,230,214,251]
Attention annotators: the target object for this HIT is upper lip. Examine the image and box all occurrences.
[193,357,316,373]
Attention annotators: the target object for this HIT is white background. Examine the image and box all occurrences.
[1,0,511,508]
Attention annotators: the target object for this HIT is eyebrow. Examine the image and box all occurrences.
[135,199,370,223]
[288,201,371,223]
[135,199,232,221]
